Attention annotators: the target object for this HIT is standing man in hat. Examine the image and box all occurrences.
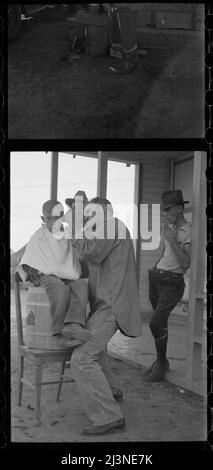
[144,190,192,382]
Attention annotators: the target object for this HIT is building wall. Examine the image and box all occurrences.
[173,155,194,303]
[139,157,171,312]
[136,3,204,31]
[173,156,194,205]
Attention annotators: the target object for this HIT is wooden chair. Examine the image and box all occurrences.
[14,272,80,425]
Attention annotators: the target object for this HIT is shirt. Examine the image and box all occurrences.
[157,222,192,274]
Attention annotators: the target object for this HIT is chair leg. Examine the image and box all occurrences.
[56,361,66,402]
[34,364,43,425]
[17,354,24,406]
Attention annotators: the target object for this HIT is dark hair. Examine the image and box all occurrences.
[89,197,113,216]
[90,197,112,207]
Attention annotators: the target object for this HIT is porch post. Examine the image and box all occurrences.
[50,152,59,200]
[97,151,108,197]
[185,151,206,392]
[134,163,143,281]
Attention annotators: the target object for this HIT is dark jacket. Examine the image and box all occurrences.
[73,217,142,337]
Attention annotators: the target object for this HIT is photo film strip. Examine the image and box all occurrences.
[0,0,7,454]
[0,0,212,462]
[206,0,213,453]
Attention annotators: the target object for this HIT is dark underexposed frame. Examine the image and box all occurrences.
[1,0,213,466]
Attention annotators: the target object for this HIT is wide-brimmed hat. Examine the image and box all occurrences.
[161,190,189,211]
[65,190,88,208]
[42,200,64,217]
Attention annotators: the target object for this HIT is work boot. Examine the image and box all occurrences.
[145,332,169,382]
[81,418,126,435]
[62,323,92,342]
[142,359,158,377]
[57,333,81,349]
[145,358,169,382]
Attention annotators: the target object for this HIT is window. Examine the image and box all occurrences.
[107,161,136,239]
[11,152,51,252]
[57,153,98,207]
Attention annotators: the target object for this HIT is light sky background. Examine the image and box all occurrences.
[11,152,135,252]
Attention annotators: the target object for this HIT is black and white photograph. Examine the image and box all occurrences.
[8,3,205,139]
[10,150,206,443]
[3,0,209,463]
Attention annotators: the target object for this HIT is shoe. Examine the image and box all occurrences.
[57,334,81,349]
[81,418,126,435]
[118,60,138,74]
[109,60,137,75]
[62,323,92,342]
[60,49,73,61]
[142,360,158,377]
[145,359,170,382]
[113,389,123,403]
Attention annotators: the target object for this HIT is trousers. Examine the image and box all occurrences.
[116,7,138,53]
[148,269,185,338]
[38,275,88,335]
[71,308,124,426]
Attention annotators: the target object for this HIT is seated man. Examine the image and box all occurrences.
[17,199,91,344]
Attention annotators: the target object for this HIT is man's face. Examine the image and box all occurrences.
[84,203,108,227]
[42,215,63,233]
[162,204,183,224]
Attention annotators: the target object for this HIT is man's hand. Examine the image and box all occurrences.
[164,224,177,243]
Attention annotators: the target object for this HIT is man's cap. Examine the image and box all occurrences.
[161,190,189,211]
[89,196,112,207]
[65,190,88,208]
[42,200,64,217]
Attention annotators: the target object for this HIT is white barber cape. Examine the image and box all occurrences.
[18,225,81,281]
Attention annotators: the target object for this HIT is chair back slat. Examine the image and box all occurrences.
[14,277,24,346]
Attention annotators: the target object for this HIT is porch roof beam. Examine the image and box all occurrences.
[97,151,108,198]
[50,152,59,200]
[60,151,191,164]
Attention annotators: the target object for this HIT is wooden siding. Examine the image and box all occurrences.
[139,160,171,312]
[173,156,194,303]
